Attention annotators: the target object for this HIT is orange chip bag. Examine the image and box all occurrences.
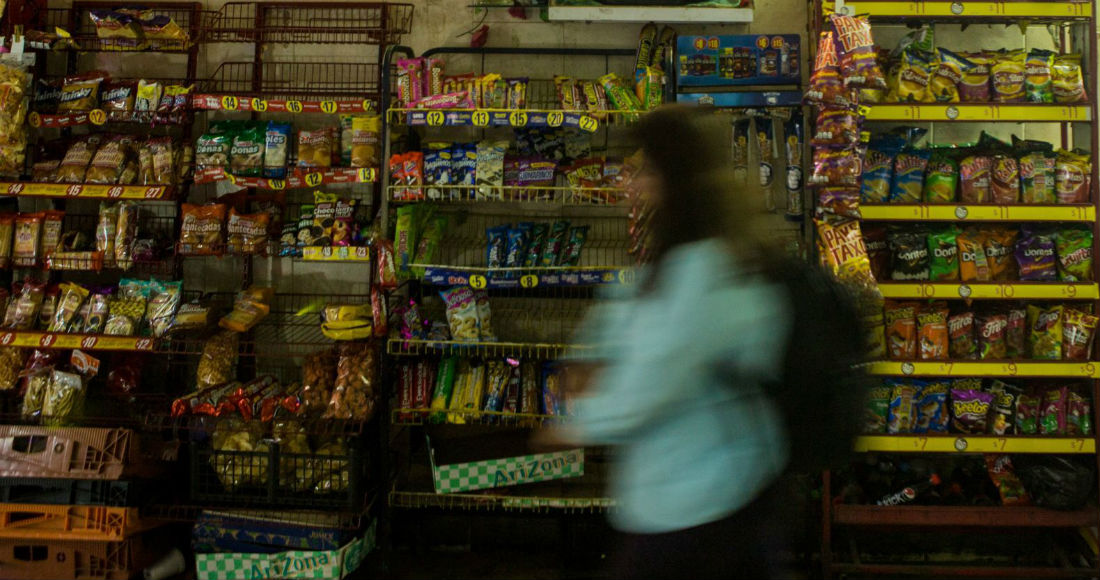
[958,229,991,282]
[885,301,918,360]
[917,304,949,360]
[814,217,879,294]
[984,228,1019,281]
[179,203,227,255]
[226,209,271,255]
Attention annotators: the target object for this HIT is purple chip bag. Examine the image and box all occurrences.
[1040,386,1068,435]
[951,388,994,434]
[1015,230,1058,281]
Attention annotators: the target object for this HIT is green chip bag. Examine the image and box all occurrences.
[927,227,960,281]
[1056,228,1093,282]
[923,150,958,203]
[864,384,891,433]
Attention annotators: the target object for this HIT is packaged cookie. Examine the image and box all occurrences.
[148,137,176,185]
[1015,228,1058,281]
[475,140,507,200]
[948,311,977,359]
[297,128,335,169]
[134,79,162,112]
[441,286,480,343]
[179,203,227,255]
[229,123,264,177]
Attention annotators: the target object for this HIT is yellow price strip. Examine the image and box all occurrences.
[509,111,528,127]
[303,172,323,187]
[546,111,564,127]
[469,274,488,289]
[221,95,240,110]
[88,109,107,125]
[472,110,491,127]
[425,111,445,126]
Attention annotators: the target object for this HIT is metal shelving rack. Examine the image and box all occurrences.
[811,1,1100,577]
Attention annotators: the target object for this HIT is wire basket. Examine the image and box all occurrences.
[200,2,413,45]
[199,60,382,102]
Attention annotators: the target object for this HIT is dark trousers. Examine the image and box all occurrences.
[610,484,791,580]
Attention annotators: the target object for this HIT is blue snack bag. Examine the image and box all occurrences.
[890,148,932,203]
[541,362,564,416]
[914,380,948,433]
[263,122,291,179]
[486,225,509,270]
[424,143,453,200]
[860,136,904,203]
[502,223,532,279]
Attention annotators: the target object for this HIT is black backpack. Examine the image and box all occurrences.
[765,257,873,473]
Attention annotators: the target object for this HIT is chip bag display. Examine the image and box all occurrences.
[951,387,993,433]
[1062,308,1098,361]
[917,304,949,360]
[885,301,918,360]
[1027,304,1064,360]
[1055,228,1093,282]
[830,14,887,89]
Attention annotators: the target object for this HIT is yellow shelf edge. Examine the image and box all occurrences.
[877,282,1099,300]
[862,104,1090,122]
[860,204,1096,222]
[855,435,1095,454]
[843,0,1092,18]
[868,360,1100,378]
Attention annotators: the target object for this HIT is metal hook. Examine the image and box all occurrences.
[456,10,488,37]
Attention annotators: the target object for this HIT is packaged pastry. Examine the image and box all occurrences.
[55,138,99,183]
[96,203,119,269]
[13,213,44,266]
[86,135,133,185]
[58,71,108,113]
[49,282,88,333]
[350,114,381,168]
[196,126,234,168]
[263,122,291,179]
[179,203,227,255]
[100,80,137,112]
[230,123,264,177]
[226,208,271,255]
[148,137,176,185]
[7,279,46,330]
[219,286,272,333]
[297,128,335,169]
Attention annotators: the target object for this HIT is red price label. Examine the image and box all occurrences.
[66,184,83,197]
[144,187,163,199]
[0,333,13,345]
[136,338,153,350]
[7,183,24,195]
[39,334,55,347]
[107,186,124,199]
[81,336,98,349]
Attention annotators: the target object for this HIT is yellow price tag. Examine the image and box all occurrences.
[28,112,41,128]
[251,98,268,112]
[362,99,374,112]
[509,111,528,127]
[469,275,488,289]
[221,95,240,110]
[357,168,376,182]
[618,269,635,285]
[578,115,598,133]
[88,109,107,126]
[519,274,539,288]
[286,100,303,113]
[267,179,286,190]
[472,110,491,127]
[320,100,338,114]
[546,111,564,127]
[426,111,445,126]
[304,172,323,187]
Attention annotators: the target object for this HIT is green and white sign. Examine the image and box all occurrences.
[195,521,375,580]
[430,446,585,494]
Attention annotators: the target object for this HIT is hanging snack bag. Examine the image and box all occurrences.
[830,14,887,89]
[1055,227,1093,281]
[48,283,88,333]
[1040,386,1068,435]
[951,387,994,433]
[1027,303,1064,360]
[1024,49,1054,103]
[812,108,861,148]
[1055,150,1090,204]
[805,32,851,107]
[811,146,862,186]
[114,201,137,270]
[441,286,480,343]
[85,136,132,185]
[1062,308,1098,361]
[179,203,227,255]
[1019,150,1057,203]
[957,228,991,282]
[1016,393,1040,434]
[917,304,949,360]
[958,154,992,203]
[984,227,1019,281]
[1016,228,1058,281]
[540,220,571,267]
[927,227,960,281]
[229,123,264,177]
[889,230,929,281]
[41,210,63,259]
[815,218,879,294]
[991,50,1027,103]
[949,311,978,359]
[923,150,959,203]
[929,48,973,103]
[885,301,918,360]
[886,380,917,434]
[890,149,930,203]
[977,313,1008,359]
[1052,54,1087,103]
[263,122,291,179]
[958,52,992,102]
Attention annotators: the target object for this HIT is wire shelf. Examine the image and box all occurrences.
[391,408,559,427]
[40,3,202,53]
[11,211,177,275]
[200,2,413,45]
[144,503,369,529]
[387,339,587,359]
[390,185,628,206]
[198,61,381,102]
[389,489,613,513]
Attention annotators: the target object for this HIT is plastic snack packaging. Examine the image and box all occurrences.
[1068,390,1093,436]
[929,48,973,102]
[1016,393,1040,434]
[410,216,447,279]
[830,14,887,89]
[958,52,992,102]
[101,80,136,113]
[1040,386,1068,435]
[986,455,1031,505]
[1062,308,1098,361]
[197,330,239,389]
[428,356,459,423]
[1027,304,1064,360]
[886,380,917,434]
[814,218,879,297]
[40,210,64,260]
[885,301,918,360]
[957,228,991,282]
[990,50,1027,103]
[818,188,861,220]
[10,213,41,268]
[1019,150,1057,203]
[0,347,26,392]
[296,128,334,169]
[863,225,890,281]
[812,108,861,148]
[755,113,776,200]
[958,154,992,203]
[1006,307,1027,358]
[48,283,88,333]
[987,380,1021,435]
[226,209,271,255]
[1024,49,1054,103]
[483,359,510,414]
[951,387,993,433]
[1055,227,1093,281]
[860,138,901,203]
[889,230,929,281]
[58,71,107,113]
[916,304,949,360]
[863,385,891,433]
[1015,228,1058,281]
[262,122,291,179]
[475,141,507,200]
[179,203,227,255]
[989,155,1020,203]
[42,370,86,426]
[1054,150,1090,204]
[560,226,589,267]
[1052,54,1087,103]
[486,225,508,270]
[134,79,162,112]
[922,149,958,203]
[983,227,1018,281]
[948,311,977,359]
[976,313,1008,360]
[325,342,377,421]
[914,380,948,433]
[441,286,481,342]
[37,286,59,331]
[927,227,960,281]
[112,201,137,270]
[229,123,265,177]
[56,138,99,183]
[541,220,571,267]
[811,146,862,186]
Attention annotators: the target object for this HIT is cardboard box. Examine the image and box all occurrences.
[194,521,374,580]
[192,510,354,553]
[429,442,584,494]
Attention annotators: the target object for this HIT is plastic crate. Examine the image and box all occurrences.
[0,479,139,506]
[0,504,145,541]
[0,533,166,580]
[0,427,133,480]
[190,440,366,509]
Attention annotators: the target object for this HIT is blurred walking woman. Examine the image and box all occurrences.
[550,106,793,579]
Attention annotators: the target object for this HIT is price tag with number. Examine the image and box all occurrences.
[221,96,240,110]
[426,111,445,126]
[28,112,41,128]
[88,109,107,126]
[251,98,268,112]
[546,111,564,127]
[286,100,304,113]
[469,275,488,289]
[472,110,491,127]
[578,115,599,133]
[520,274,539,288]
[267,179,286,190]
[320,100,338,114]
[357,168,376,183]
[304,172,323,187]
[509,111,528,127]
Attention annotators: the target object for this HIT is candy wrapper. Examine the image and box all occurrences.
[951,387,993,433]
[1027,304,1064,360]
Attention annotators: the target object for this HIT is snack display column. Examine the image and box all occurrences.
[809,1,1100,577]
[377,46,648,562]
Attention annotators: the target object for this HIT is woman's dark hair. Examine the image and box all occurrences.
[632,105,771,274]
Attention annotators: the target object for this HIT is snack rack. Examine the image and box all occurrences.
[809,1,1100,577]
[377,45,639,563]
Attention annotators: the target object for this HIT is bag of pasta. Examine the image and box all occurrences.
[42,370,86,426]
[325,342,377,420]
[197,330,239,389]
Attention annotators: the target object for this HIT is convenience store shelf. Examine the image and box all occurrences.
[388,185,628,206]
[546,1,753,23]
[860,204,1095,222]
[835,0,1092,20]
[830,563,1097,579]
[387,339,586,359]
[420,266,633,289]
[392,408,559,427]
[862,104,1091,122]
[877,282,1098,300]
[0,182,175,200]
[0,331,157,352]
[192,94,375,114]
[868,361,1100,378]
[389,490,614,513]
[833,505,1100,527]
[193,167,376,188]
[298,246,371,262]
[853,435,1095,454]
[28,110,189,128]
[394,109,604,132]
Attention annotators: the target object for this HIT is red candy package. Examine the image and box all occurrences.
[985,454,1031,506]
[830,15,887,89]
